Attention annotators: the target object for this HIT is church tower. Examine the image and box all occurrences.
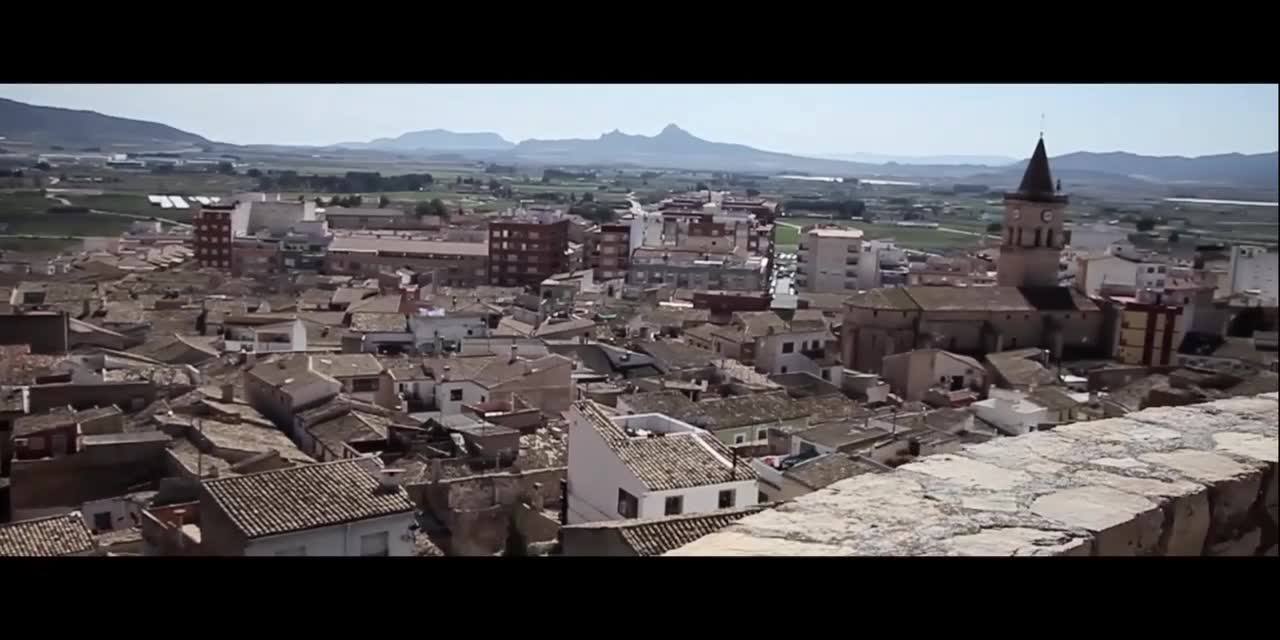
[997,136,1067,288]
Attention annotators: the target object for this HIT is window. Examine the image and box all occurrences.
[718,490,736,509]
[756,429,767,441]
[780,366,788,374]
[449,389,463,401]
[759,491,768,503]
[734,433,746,445]
[275,545,307,556]
[782,342,794,354]
[821,369,830,381]
[664,495,684,516]
[359,531,390,557]
[617,489,638,519]
[93,512,113,532]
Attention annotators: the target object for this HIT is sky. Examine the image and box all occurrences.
[1,84,1276,158]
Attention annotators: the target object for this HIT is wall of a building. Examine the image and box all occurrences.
[565,407,647,525]
[798,232,862,293]
[1229,245,1279,306]
[639,480,759,519]
[242,512,415,557]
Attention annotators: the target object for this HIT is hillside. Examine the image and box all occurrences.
[333,129,514,152]
[0,97,210,147]
[1010,150,1278,189]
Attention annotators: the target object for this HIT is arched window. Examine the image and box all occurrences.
[1016,228,1024,245]
[1046,229,1055,248]
[1033,228,1042,247]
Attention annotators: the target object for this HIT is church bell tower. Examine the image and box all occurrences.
[997,136,1067,288]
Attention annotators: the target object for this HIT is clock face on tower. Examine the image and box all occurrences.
[1041,209,1054,222]
[1012,209,1022,221]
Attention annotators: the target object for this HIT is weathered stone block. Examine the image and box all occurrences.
[944,527,1092,557]
[1031,486,1163,555]
[1206,528,1261,556]
[1074,470,1209,556]
[1139,449,1264,538]
[899,454,1031,492]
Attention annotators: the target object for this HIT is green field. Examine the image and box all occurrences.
[0,192,135,237]
[776,218,996,253]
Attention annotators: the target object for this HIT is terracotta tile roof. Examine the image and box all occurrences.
[697,391,808,431]
[906,286,1035,312]
[349,312,408,333]
[0,512,96,557]
[577,402,756,491]
[783,454,882,490]
[201,459,415,540]
[309,354,384,379]
[845,287,920,311]
[608,505,770,556]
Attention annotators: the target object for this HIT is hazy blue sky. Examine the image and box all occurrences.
[2,84,1275,157]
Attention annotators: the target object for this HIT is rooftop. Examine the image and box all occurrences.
[309,354,384,379]
[563,504,772,556]
[577,401,757,491]
[0,512,97,557]
[328,236,488,257]
[807,227,865,239]
[201,458,416,540]
[784,453,884,490]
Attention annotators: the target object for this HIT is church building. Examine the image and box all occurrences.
[842,137,1105,374]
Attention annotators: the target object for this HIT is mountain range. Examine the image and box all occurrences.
[0,97,209,147]
[0,96,1275,189]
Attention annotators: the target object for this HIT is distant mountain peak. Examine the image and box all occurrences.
[658,123,692,137]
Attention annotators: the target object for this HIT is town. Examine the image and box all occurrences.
[0,89,1277,557]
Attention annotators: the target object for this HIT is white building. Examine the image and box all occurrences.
[565,401,759,525]
[1228,245,1279,306]
[409,310,491,353]
[797,227,865,293]
[198,458,417,556]
[970,387,1081,436]
[223,318,308,354]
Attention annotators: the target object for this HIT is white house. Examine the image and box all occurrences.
[754,323,842,385]
[565,401,759,525]
[410,310,491,353]
[969,387,1080,436]
[198,458,417,556]
[1228,245,1279,306]
[223,318,308,354]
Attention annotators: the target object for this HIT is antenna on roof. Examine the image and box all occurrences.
[1039,113,1045,139]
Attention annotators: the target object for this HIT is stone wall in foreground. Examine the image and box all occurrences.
[668,393,1278,556]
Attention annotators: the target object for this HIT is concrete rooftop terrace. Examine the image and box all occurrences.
[669,393,1278,556]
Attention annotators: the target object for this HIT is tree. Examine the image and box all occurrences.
[34,161,51,171]
[746,188,760,197]
[1168,231,1181,244]
[428,198,448,217]
[569,192,576,203]
[986,222,1002,234]
[414,201,432,217]
[216,161,236,175]
[455,175,463,185]
[297,194,305,202]
[1136,216,1157,232]
[247,168,262,178]
[378,195,390,208]
[580,192,594,203]
[314,197,325,206]
[695,182,709,191]
[488,178,502,191]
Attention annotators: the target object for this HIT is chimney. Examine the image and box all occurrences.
[509,344,518,364]
[220,384,234,403]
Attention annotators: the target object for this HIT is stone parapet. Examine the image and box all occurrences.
[668,393,1278,556]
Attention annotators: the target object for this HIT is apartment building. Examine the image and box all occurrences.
[628,249,767,292]
[587,222,632,281]
[797,227,865,293]
[326,236,488,288]
[192,204,235,270]
[488,218,571,287]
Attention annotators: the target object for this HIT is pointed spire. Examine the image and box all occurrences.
[1007,137,1065,204]
[1019,137,1054,195]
